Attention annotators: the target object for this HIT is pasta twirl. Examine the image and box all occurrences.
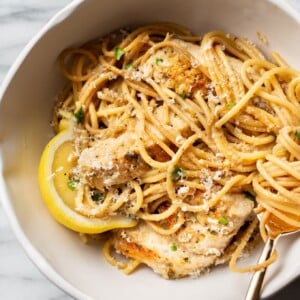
[46,23,300,278]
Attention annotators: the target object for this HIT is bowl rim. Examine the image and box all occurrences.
[0,0,299,299]
[0,2,91,298]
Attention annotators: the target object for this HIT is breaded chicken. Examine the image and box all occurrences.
[146,39,208,97]
[77,132,148,188]
[111,193,254,279]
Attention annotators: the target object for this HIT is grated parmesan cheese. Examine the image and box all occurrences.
[177,185,190,196]
[213,170,223,181]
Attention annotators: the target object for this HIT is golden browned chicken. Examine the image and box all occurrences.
[112,193,254,279]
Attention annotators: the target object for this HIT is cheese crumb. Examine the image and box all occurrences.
[177,186,190,196]
[169,98,175,104]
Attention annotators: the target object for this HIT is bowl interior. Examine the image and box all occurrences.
[0,0,300,299]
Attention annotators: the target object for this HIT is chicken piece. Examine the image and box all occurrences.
[143,40,208,97]
[171,38,204,64]
[77,129,174,188]
[111,193,254,279]
[77,132,149,188]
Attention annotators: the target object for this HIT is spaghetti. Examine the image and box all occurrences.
[51,23,300,277]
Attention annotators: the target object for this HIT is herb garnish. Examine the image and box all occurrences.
[225,102,236,108]
[155,58,163,65]
[114,46,125,60]
[170,244,177,251]
[74,106,84,124]
[91,190,105,202]
[67,178,79,191]
[295,131,300,139]
[208,229,218,235]
[179,92,189,99]
[218,216,228,225]
[125,62,133,69]
[171,166,186,182]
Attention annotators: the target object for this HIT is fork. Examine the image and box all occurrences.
[245,220,299,300]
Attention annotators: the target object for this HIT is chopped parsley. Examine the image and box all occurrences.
[171,166,186,182]
[225,102,236,108]
[155,58,163,65]
[74,106,84,124]
[170,244,177,251]
[124,62,133,69]
[91,190,105,202]
[67,178,79,191]
[218,216,228,225]
[179,92,189,99]
[295,131,300,139]
[208,229,218,235]
[244,191,256,201]
[114,46,125,60]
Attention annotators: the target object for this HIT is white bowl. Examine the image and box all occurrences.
[0,0,299,299]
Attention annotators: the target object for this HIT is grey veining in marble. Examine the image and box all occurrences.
[0,0,299,299]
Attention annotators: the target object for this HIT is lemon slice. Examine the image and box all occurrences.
[38,120,137,234]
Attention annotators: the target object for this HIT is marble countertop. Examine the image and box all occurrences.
[0,0,299,299]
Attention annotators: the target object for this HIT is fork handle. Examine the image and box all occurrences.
[245,237,276,300]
